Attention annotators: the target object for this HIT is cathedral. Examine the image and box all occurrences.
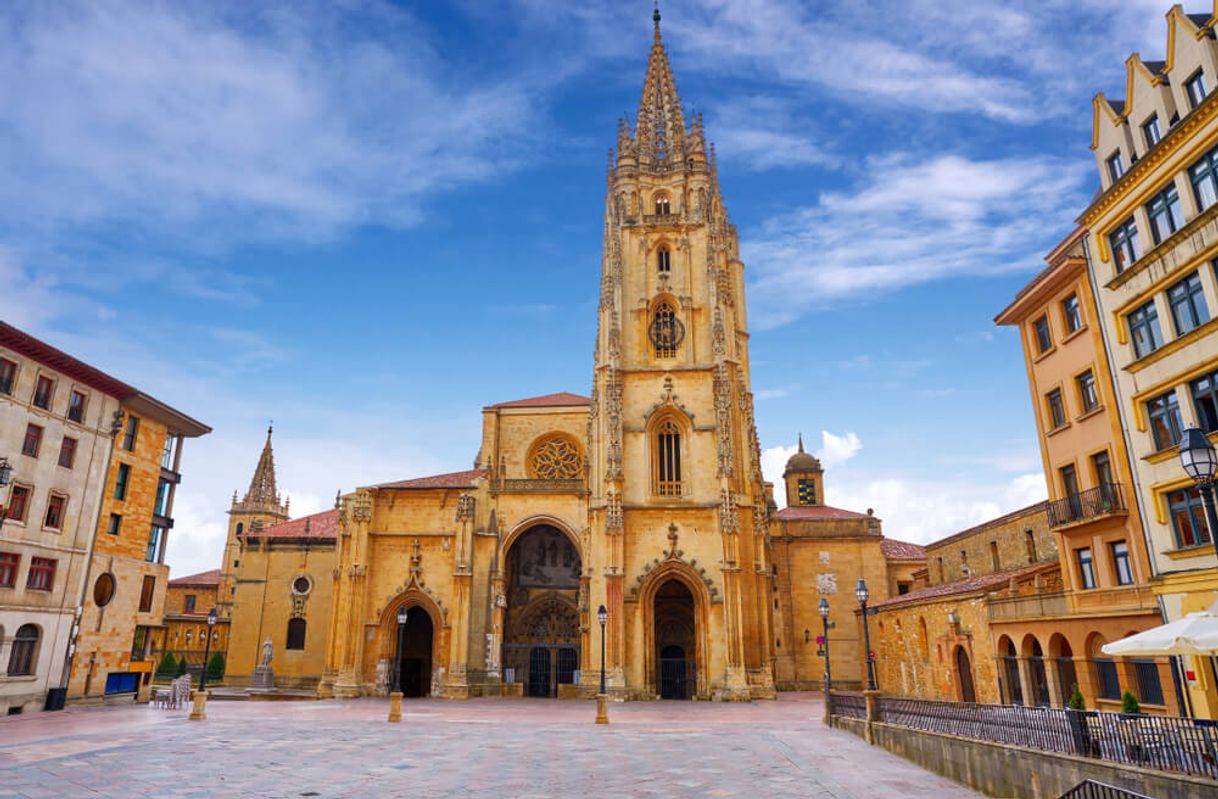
[216,9,925,701]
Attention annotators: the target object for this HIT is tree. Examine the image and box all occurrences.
[176,655,188,677]
[1121,690,1141,715]
[207,652,226,682]
[156,651,178,678]
[1067,684,1085,711]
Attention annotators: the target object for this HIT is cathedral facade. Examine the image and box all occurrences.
[217,12,923,701]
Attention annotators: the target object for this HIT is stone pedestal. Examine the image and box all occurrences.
[251,666,275,691]
[863,689,881,744]
[188,690,207,721]
[595,693,609,725]
[387,691,403,723]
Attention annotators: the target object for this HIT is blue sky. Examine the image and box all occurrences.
[0,0,1174,577]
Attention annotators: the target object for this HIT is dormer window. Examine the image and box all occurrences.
[654,194,671,216]
[657,245,671,274]
[1106,151,1125,183]
[1187,69,1209,110]
[1143,114,1162,148]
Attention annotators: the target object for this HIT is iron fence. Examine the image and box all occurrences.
[864,697,1218,780]
[830,692,866,720]
[1047,483,1125,528]
[1058,781,1154,799]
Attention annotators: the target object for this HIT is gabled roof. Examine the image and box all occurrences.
[244,509,339,541]
[169,568,221,587]
[377,469,487,490]
[880,539,927,561]
[870,563,1055,610]
[485,392,591,410]
[773,504,871,521]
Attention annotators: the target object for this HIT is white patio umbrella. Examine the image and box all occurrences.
[1102,601,1218,657]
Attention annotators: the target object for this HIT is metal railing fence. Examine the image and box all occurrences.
[1058,780,1154,799]
[841,696,1218,780]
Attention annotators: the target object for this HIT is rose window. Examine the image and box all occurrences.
[528,436,583,480]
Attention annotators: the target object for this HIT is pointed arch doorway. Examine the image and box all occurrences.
[501,524,582,697]
[654,579,695,699]
[396,606,434,697]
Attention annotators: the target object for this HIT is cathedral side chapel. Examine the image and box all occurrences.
[217,9,925,700]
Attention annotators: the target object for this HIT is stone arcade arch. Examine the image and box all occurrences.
[502,524,583,697]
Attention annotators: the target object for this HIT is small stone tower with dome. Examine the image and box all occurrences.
[782,434,824,508]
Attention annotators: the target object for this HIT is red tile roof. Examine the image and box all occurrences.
[377,469,487,490]
[880,538,927,561]
[773,504,871,521]
[169,568,221,587]
[244,509,339,541]
[485,392,591,409]
[870,563,1055,610]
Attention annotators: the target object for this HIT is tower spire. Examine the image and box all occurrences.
[635,0,685,164]
[243,423,281,508]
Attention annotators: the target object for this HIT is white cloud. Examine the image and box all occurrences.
[744,153,1089,325]
[0,1,535,244]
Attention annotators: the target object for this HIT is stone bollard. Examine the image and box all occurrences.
[595,693,609,725]
[387,691,403,723]
[822,690,832,725]
[188,690,207,721]
[863,689,880,745]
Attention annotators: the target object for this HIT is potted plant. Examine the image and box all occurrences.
[1118,691,1145,762]
[1065,684,1099,756]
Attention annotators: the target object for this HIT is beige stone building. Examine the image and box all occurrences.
[0,322,207,713]
[1081,3,1218,717]
[161,568,230,676]
[217,14,921,701]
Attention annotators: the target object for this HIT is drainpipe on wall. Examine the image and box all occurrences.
[60,407,125,694]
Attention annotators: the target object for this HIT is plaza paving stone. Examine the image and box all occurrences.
[0,693,982,798]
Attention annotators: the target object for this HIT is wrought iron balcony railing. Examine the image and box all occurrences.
[1047,483,1125,529]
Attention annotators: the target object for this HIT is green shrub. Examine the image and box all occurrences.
[207,652,226,682]
[1067,684,1085,710]
[155,651,178,677]
[1121,690,1141,715]
[175,655,188,677]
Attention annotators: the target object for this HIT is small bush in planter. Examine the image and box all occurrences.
[1067,684,1085,710]
[1121,690,1141,715]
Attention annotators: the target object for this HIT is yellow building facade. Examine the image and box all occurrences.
[1081,4,1218,717]
[161,568,229,676]
[220,14,919,702]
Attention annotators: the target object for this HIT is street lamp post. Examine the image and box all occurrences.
[596,604,609,725]
[388,607,407,723]
[1179,428,1218,559]
[818,598,832,694]
[189,608,218,721]
[199,608,217,692]
[856,579,877,692]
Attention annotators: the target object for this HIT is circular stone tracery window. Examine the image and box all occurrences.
[292,576,312,595]
[93,573,116,607]
[527,435,583,480]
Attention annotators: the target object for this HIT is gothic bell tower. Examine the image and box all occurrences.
[586,5,775,700]
[216,425,290,619]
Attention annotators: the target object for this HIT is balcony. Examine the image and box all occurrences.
[1047,483,1126,529]
[988,590,1070,622]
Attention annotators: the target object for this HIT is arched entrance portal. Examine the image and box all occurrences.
[396,606,434,697]
[954,646,976,703]
[502,525,581,697]
[654,579,695,700]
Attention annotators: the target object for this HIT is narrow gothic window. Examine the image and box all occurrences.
[655,419,682,496]
[649,302,684,358]
[657,246,671,274]
[655,195,671,216]
[286,617,307,650]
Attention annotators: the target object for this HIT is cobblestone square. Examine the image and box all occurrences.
[0,694,980,798]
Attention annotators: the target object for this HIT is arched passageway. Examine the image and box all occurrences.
[502,525,581,697]
[955,646,976,703]
[396,606,434,697]
[654,579,695,699]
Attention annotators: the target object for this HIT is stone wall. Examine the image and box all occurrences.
[832,716,1216,799]
[926,503,1052,585]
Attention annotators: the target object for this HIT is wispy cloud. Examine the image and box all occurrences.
[745,153,1089,326]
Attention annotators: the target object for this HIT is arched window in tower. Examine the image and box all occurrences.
[649,302,684,359]
[654,419,683,497]
[657,245,671,274]
[654,193,671,216]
